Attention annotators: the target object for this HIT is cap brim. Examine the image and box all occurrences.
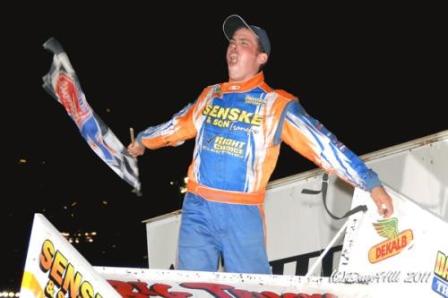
[223,14,252,41]
[222,14,271,55]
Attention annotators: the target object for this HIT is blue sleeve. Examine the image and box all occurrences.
[282,100,381,191]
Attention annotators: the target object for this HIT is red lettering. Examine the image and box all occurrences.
[108,280,157,297]
[386,241,392,254]
[150,283,192,298]
[401,234,408,248]
[376,237,407,259]
[228,288,255,297]
[108,280,336,298]
[181,282,233,297]
[376,245,384,258]
[260,292,281,298]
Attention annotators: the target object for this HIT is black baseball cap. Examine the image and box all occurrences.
[222,14,271,56]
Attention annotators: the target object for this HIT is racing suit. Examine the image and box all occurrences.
[137,72,381,273]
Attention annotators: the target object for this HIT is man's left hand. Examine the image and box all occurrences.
[370,186,394,217]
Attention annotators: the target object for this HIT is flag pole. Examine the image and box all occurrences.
[130,127,135,144]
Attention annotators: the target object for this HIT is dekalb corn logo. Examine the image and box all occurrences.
[368,217,413,263]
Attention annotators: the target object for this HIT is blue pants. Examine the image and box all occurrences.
[177,192,271,274]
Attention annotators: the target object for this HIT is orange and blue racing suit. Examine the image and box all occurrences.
[137,72,381,274]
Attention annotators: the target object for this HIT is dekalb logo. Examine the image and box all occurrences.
[368,217,413,263]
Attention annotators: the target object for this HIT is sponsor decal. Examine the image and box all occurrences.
[38,239,103,298]
[433,251,448,297]
[368,217,413,263]
[55,73,90,126]
[244,95,265,105]
[205,136,245,158]
[212,86,222,98]
[203,104,263,127]
[108,280,337,298]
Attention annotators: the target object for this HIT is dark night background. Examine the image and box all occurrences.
[3,3,445,292]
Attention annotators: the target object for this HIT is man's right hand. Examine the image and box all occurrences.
[127,142,146,157]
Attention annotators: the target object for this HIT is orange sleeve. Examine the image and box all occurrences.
[138,86,212,149]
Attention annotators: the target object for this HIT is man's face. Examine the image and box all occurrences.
[226,28,268,82]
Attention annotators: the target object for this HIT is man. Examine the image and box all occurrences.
[128,14,394,274]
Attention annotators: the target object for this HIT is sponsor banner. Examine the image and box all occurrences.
[20,214,120,298]
[42,37,141,193]
[96,265,437,297]
[20,213,435,297]
[98,266,343,297]
[339,187,448,297]
[20,213,343,297]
